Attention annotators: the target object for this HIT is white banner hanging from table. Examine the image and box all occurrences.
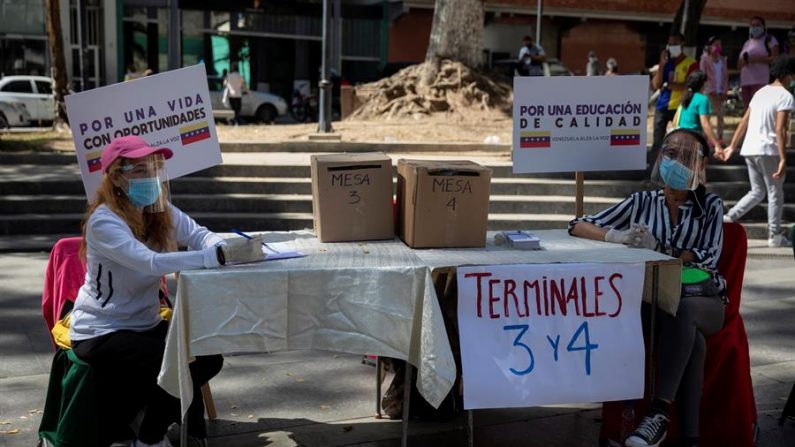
[512,75,649,173]
[65,64,222,199]
[457,262,645,409]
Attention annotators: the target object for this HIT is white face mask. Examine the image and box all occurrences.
[667,45,682,58]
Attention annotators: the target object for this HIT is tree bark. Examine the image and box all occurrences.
[423,0,484,83]
[45,0,70,127]
[671,0,707,48]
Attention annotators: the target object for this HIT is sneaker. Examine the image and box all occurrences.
[768,233,792,248]
[722,215,734,223]
[624,412,669,447]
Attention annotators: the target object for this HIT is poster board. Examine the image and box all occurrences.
[65,64,222,199]
[512,75,649,173]
[457,262,646,409]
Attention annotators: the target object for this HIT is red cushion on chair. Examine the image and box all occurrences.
[42,237,86,341]
[600,223,757,447]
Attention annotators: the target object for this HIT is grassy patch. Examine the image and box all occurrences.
[0,131,74,152]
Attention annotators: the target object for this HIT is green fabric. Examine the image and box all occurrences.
[39,349,102,447]
[678,92,712,134]
[682,266,711,284]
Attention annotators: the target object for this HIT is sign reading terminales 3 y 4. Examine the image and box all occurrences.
[65,64,222,199]
[512,75,649,173]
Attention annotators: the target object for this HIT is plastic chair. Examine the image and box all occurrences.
[600,223,757,447]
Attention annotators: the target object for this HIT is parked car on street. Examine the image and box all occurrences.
[207,76,288,124]
[491,58,574,78]
[0,98,32,128]
[0,75,55,124]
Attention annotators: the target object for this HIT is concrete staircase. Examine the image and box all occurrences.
[1,142,794,247]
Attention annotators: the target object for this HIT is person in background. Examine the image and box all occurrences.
[738,16,779,108]
[586,50,603,76]
[68,136,263,447]
[700,36,729,143]
[143,68,154,77]
[783,27,795,56]
[605,58,619,76]
[652,33,699,152]
[570,129,725,447]
[224,62,246,125]
[518,35,546,77]
[675,71,723,161]
[721,56,795,248]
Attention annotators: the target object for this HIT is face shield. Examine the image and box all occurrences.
[650,129,707,191]
[115,154,170,213]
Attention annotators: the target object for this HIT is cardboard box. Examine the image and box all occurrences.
[311,153,394,242]
[397,159,492,248]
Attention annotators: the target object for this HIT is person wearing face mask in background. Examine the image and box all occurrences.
[67,136,264,446]
[586,50,603,76]
[721,56,795,248]
[699,36,729,143]
[738,16,780,108]
[570,129,725,447]
[652,33,698,153]
[605,57,619,76]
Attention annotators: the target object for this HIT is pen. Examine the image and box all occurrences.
[230,229,280,253]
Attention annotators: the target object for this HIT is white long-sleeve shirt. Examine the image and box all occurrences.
[69,204,223,341]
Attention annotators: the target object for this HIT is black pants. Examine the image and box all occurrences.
[73,321,223,444]
[652,107,676,152]
[229,97,242,124]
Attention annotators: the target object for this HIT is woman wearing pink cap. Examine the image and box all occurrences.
[68,136,263,447]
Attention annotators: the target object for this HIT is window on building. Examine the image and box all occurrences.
[35,81,52,94]
[2,80,34,93]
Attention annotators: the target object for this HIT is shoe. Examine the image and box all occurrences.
[624,412,669,447]
[768,233,792,248]
[722,215,734,223]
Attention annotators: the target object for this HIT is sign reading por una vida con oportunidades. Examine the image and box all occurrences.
[65,64,222,199]
[512,75,649,173]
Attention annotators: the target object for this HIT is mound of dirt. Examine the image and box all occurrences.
[349,59,513,121]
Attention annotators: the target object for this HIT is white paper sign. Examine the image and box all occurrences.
[512,75,649,173]
[65,64,222,199]
[457,262,645,409]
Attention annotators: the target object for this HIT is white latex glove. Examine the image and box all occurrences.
[220,235,265,265]
[604,227,635,244]
[627,223,659,250]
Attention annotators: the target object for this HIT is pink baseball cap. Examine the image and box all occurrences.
[101,136,173,173]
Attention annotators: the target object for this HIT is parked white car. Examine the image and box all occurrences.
[0,98,32,128]
[0,75,55,124]
[207,76,288,123]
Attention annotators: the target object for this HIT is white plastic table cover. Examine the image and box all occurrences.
[158,232,456,419]
[158,229,680,419]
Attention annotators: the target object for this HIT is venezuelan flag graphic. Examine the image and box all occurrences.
[610,129,641,146]
[86,151,102,173]
[179,121,211,146]
[519,131,551,148]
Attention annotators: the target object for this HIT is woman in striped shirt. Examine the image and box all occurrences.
[570,129,725,447]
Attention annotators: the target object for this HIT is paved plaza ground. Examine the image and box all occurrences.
[0,247,793,447]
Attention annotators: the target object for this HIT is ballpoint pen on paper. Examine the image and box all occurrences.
[230,229,280,253]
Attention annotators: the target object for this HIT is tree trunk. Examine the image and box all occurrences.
[423,0,484,84]
[671,0,707,50]
[45,0,70,127]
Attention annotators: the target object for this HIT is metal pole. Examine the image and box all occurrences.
[333,0,342,75]
[680,0,689,36]
[168,0,181,70]
[318,0,333,133]
[535,0,543,46]
[75,0,85,91]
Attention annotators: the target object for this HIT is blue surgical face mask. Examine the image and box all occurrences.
[127,177,162,207]
[659,156,693,190]
[749,26,764,38]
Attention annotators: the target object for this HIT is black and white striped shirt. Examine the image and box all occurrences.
[570,189,726,297]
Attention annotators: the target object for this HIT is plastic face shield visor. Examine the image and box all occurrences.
[650,130,706,191]
[116,154,170,213]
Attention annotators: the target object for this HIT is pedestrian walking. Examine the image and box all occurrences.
[518,35,546,77]
[738,16,780,108]
[721,56,795,247]
[586,50,603,76]
[674,71,723,154]
[224,62,246,125]
[699,36,729,142]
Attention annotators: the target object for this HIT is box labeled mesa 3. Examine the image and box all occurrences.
[311,153,394,242]
[397,159,492,248]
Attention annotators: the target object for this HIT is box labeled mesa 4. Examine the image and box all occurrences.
[311,153,394,242]
[397,159,492,248]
